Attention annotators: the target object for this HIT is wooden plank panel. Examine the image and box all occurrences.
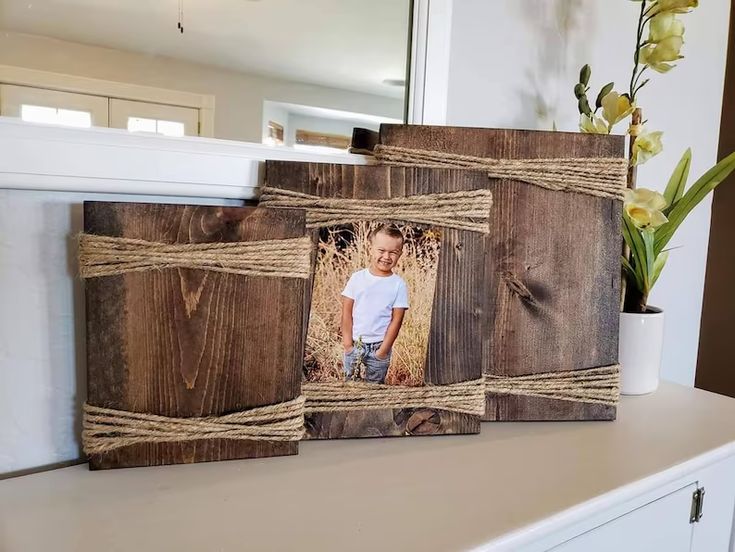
[380,125,623,421]
[84,202,306,468]
[266,162,486,438]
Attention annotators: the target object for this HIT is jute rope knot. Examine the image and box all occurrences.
[82,396,306,454]
[484,364,620,406]
[78,233,312,279]
[373,144,628,201]
[302,379,485,416]
[259,187,493,234]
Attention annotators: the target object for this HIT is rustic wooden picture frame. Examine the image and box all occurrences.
[265,162,488,439]
[379,124,624,421]
[83,202,307,469]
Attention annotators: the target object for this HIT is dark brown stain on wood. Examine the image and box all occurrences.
[379,125,623,421]
[265,162,485,438]
[84,202,307,468]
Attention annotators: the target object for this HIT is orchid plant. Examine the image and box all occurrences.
[574,0,735,313]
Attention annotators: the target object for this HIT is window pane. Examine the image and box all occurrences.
[156,120,185,137]
[21,104,91,128]
[127,117,157,133]
[21,105,56,123]
[57,108,92,127]
[127,117,185,137]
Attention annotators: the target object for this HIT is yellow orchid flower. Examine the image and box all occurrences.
[648,12,685,42]
[639,36,684,73]
[601,91,635,129]
[650,0,698,15]
[625,188,667,211]
[624,188,669,230]
[579,113,608,134]
[631,129,664,165]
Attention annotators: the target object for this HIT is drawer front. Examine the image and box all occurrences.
[550,483,697,552]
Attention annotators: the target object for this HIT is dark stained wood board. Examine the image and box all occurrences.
[380,124,624,421]
[84,202,307,469]
[265,162,488,438]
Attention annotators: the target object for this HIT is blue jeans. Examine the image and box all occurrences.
[343,341,391,384]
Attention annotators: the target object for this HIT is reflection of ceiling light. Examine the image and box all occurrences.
[382,78,406,87]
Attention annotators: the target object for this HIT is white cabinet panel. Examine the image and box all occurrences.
[552,484,697,552]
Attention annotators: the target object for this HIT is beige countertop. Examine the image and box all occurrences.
[2,382,735,552]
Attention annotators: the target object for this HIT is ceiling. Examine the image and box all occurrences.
[0,0,411,98]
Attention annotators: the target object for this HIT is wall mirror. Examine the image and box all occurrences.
[0,0,411,152]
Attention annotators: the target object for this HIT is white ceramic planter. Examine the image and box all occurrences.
[619,306,665,395]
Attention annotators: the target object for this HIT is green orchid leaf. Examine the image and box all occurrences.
[622,213,648,292]
[642,229,655,293]
[651,250,669,288]
[655,150,735,255]
[622,255,644,291]
[662,148,691,213]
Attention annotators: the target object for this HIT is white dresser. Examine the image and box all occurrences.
[1,382,734,551]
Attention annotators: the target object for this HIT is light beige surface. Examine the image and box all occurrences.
[1,383,735,552]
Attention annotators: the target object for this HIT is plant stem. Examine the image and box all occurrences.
[629,0,648,101]
[622,0,648,312]
[627,108,642,187]
[624,285,648,313]
[632,66,649,94]
[622,106,644,312]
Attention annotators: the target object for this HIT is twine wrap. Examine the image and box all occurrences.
[82,396,306,454]
[373,144,628,201]
[78,233,312,279]
[302,379,485,416]
[484,364,620,406]
[259,187,493,234]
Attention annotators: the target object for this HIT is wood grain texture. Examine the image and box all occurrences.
[84,202,306,469]
[265,162,485,438]
[380,124,624,421]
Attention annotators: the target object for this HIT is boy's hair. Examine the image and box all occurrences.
[369,223,405,245]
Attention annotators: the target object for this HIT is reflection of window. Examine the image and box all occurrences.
[265,120,284,146]
[127,116,185,137]
[2,81,205,136]
[295,129,351,151]
[20,104,92,128]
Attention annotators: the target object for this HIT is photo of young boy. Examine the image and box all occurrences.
[303,221,440,387]
[341,224,409,384]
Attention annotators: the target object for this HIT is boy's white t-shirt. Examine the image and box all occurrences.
[342,269,409,343]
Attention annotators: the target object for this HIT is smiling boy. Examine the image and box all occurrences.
[341,224,409,383]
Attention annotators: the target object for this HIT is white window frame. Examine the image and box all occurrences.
[407,0,453,125]
[0,65,215,137]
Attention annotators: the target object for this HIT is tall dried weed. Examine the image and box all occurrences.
[304,222,440,386]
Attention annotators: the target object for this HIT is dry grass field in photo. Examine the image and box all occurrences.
[304,222,441,386]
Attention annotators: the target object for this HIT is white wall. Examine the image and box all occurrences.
[0,188,242,476]
[0,32,403,143]
[443,0,730,386]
